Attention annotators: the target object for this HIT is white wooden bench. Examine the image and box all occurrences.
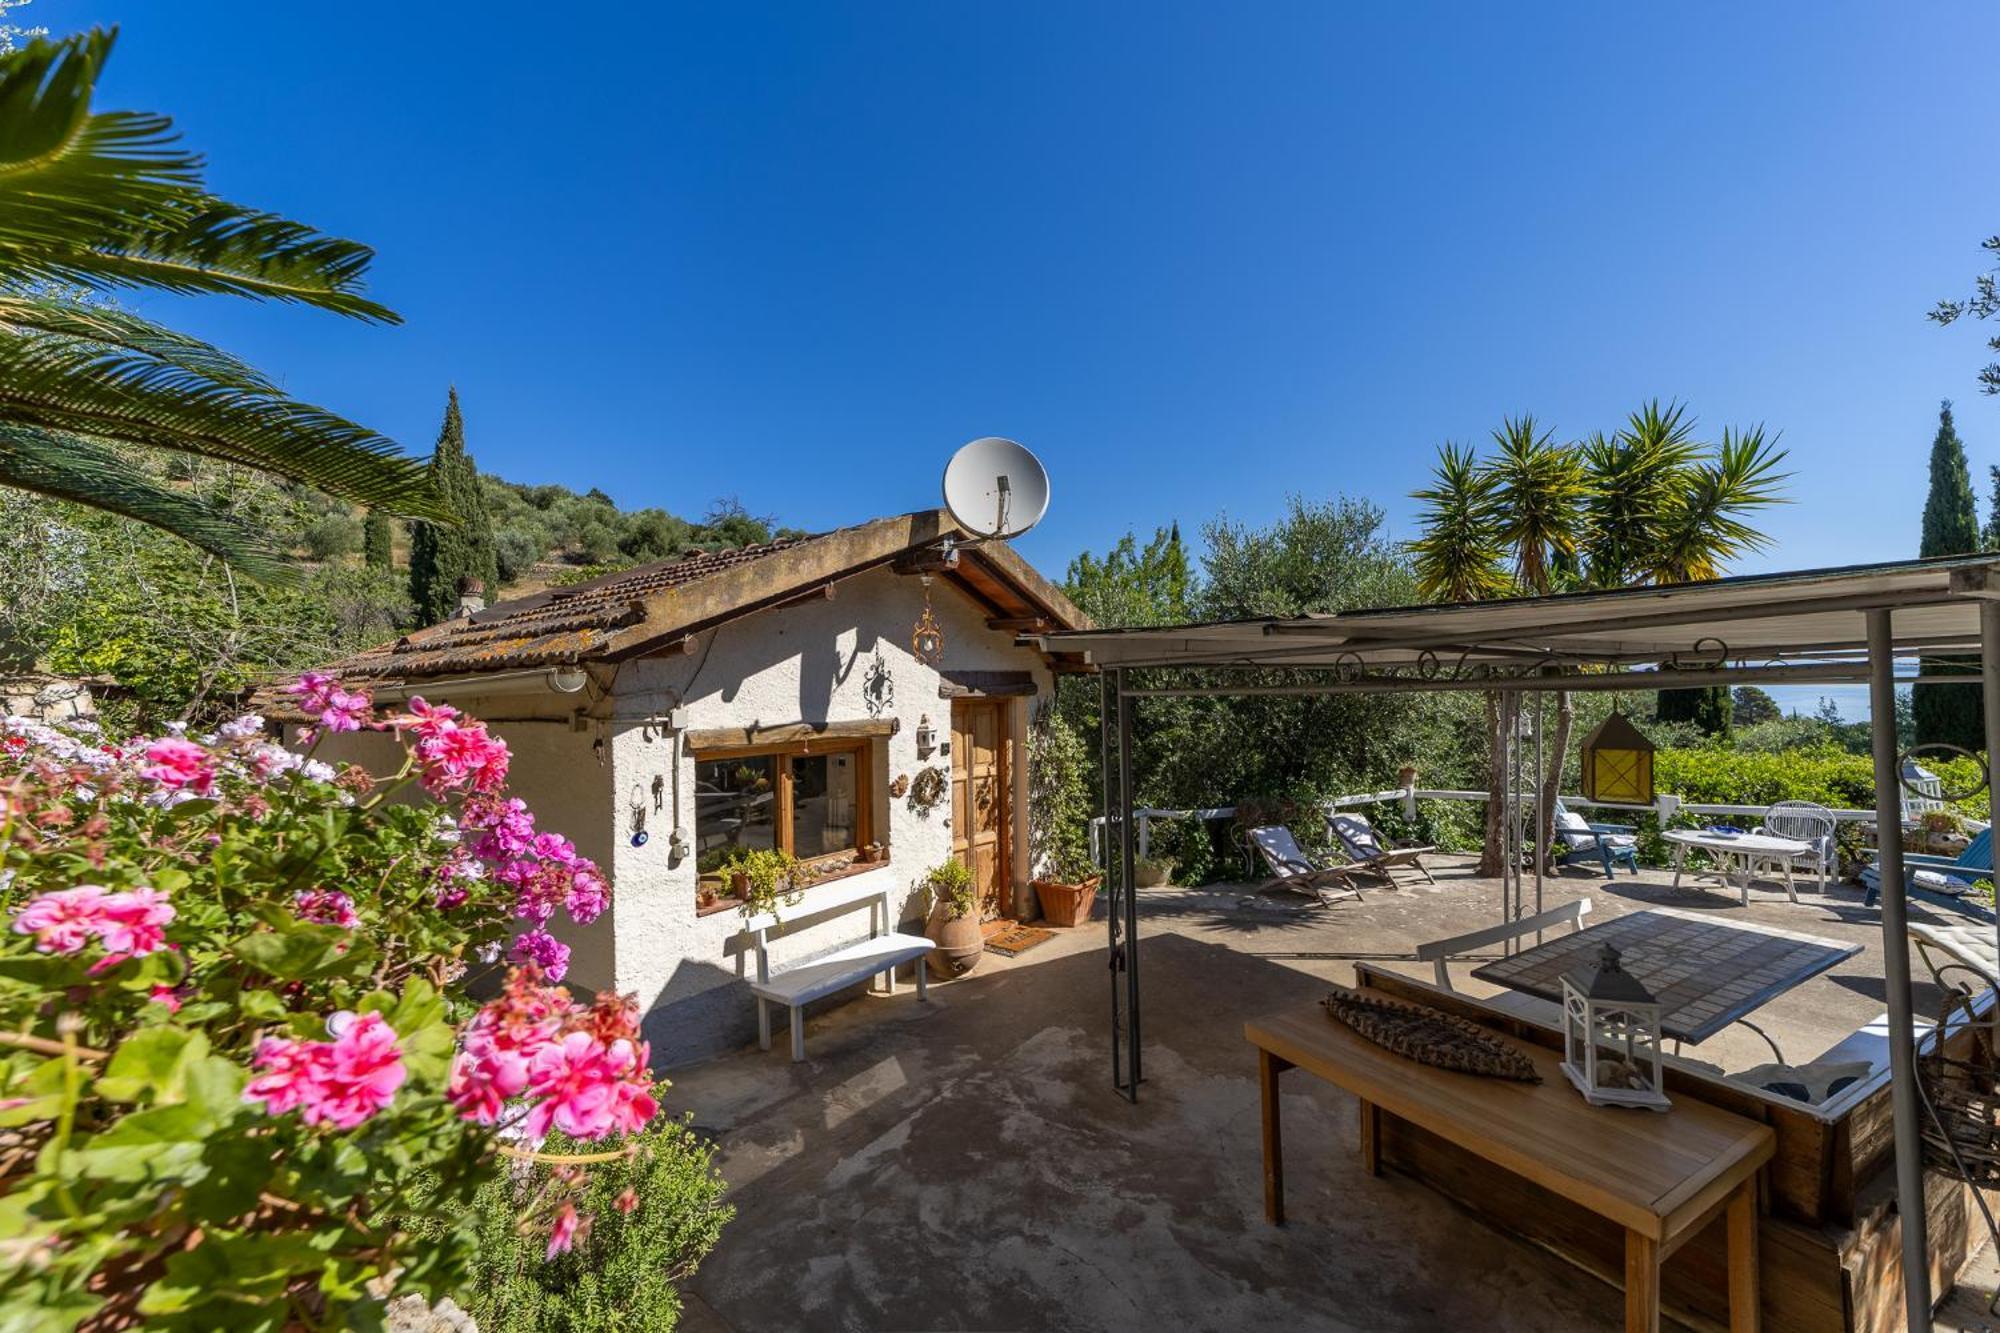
[1412,899,1593,1025]
[744,877,932,1062]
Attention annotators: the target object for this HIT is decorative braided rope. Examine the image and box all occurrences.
[1321,984,1542,1084]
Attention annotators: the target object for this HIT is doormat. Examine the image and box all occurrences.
[985,924,1055,958]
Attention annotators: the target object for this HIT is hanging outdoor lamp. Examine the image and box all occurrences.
[1578,706,1655,806]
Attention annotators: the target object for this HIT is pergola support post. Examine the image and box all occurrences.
[1103,668,1141,1102]
[1982,601,2000,982]
[1867,609,1931,1329]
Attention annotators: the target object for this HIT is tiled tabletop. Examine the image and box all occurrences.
[1469,907,1861,1043]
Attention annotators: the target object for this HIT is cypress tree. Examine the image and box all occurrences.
[1914,400,1984,748]
[408,388,498,624]
[1654,686,1733,738]
[362,510,394,569]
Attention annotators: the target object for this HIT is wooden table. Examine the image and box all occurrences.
[1661,828,1814,905]
[1471,907,1859,1046]
[1247,1004,1773,1333]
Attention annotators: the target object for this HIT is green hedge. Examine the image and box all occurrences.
[1655,745,1987,823]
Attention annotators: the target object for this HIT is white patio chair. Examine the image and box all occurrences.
[1755,800,1837,893]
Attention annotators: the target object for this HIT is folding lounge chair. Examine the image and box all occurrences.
[1551,799,1638,880]
[1246,825,1360,905]
[1327,812,1435,886]
[1861,827,1993,915]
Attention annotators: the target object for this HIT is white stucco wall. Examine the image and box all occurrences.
[605,565,1053,1064]
[299,564,1056,1067]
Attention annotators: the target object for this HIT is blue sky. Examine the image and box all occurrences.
[41,3,2000,717]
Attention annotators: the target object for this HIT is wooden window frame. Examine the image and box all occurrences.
[690,737,877,869]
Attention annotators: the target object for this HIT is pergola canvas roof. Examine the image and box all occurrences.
[1031,553,2000,679]
[1056,551,2000,1329]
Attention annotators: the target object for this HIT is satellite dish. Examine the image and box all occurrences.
[942,437,1050,540]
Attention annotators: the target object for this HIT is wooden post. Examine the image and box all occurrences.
[1623,1231,1660,1333]
[1259,1048,1286,1225]
[1726,1179,1759,1333]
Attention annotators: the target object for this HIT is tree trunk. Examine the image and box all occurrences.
[1477,690,1507,878]
[1536,688,1575,871]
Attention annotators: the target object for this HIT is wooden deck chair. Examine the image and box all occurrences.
[1551,799,1639,880]
[1246,826,1360,904]
[1327,811,1436,886]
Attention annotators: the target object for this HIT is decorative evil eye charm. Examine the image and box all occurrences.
[631,829,650,848]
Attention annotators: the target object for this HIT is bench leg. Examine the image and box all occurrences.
[882,965,896,996]
[1259,1048,1287,1225]
[757,997,772,1052]
[1726,1178,1759,1332]
[1624,1230,1660,1333]
[915,960,928,1002]
[789,1005,806,1063]
[1359,1099,1380,1178]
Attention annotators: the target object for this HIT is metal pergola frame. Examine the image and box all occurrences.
[1035,553,2000,1331]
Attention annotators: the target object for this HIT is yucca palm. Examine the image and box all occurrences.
[0,29,447,579]
[1484,415,1588,595]
[1409,442,1510,603]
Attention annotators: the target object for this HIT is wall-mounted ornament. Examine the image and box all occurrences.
[908,765,948,814]
[912,574,944,666]
[888,773,911,799]
[628,783,649,848]
[914,714,938,758]
[862,650,894,717]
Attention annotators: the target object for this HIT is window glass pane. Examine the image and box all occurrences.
[694,755,777,871]
[790,751,859,858]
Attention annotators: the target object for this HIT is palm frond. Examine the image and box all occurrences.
[0,424,296,580]
[57,202,399,323]
[1646,425,1790,583]
[0,292,275,389]
[0,324,451,517]
[0,31,397,322]
[0,29,202,257]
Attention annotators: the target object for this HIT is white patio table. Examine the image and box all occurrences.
[1663,827,1814,906]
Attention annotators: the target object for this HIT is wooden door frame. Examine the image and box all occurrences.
[950,696,1014,921]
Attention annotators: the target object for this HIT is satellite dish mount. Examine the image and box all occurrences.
[940,437,1051,550]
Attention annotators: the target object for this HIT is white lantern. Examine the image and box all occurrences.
[1560,944,1670,1111]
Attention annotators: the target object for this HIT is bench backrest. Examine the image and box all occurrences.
[1414,898,1592,990]
[745,877,894,984]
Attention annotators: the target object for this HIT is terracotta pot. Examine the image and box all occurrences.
[729,870,750,897]
[925,903,984,980]
[1034,877,1100,928]
[1397,765,1419,789]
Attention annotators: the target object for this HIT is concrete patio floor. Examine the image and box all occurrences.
[668,856,1999,1331]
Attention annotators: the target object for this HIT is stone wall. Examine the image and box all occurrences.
[1,674,100,724]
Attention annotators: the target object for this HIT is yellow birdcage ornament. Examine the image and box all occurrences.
[1579,707,1655,806]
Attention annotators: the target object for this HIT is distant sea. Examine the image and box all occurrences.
[1764,684,1872,724]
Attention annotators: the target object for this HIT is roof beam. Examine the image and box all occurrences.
[1121,661,1971,699]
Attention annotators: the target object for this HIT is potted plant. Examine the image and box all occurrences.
[1027,705,1101,928]
[735,847,802,919]
[923,858,983,979]
[1133,855,1176,888]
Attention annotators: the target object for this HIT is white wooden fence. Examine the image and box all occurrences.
[1090,780,1976,869]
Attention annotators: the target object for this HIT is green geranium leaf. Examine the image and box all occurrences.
[96,1024,206,1103]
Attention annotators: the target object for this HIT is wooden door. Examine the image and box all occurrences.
[950,699,1011,920]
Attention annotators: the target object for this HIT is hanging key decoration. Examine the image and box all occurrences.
[912,573,944,665]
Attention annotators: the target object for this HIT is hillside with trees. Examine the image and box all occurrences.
[0,385,798,726]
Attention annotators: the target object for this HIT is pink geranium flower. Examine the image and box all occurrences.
[546,1201,585,1260]
[243,1013,405,1129]
[294,888,359,929]
[97,887,175,956]
[11,884,174,960]
[287,673,374,734]
[12,885,111,953]
[139,738,215,794]
[509,929,570,981]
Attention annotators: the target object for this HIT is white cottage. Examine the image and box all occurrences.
[280,510,1089,1066]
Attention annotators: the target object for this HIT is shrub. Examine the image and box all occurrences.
[0,680,661,1328]
[461,1118,733,1333]
[925,857,977,918]
[1027,704,1097,885]
[1149,813,1217,886]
